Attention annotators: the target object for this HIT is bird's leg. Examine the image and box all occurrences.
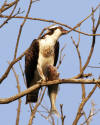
[48,85,60,117]
[50,92,57,110]
[37,64,46,81]
[46,65,60,117]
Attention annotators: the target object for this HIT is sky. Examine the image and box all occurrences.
[0,0,100,125]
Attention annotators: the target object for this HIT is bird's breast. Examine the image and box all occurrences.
[38,39,55,71]
[38,52,54,68]
[39,38,55,58]
[41,46,54,57]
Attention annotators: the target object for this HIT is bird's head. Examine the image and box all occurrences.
[41,26,68,40]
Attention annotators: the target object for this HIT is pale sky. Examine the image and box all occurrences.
[0,0,100,125]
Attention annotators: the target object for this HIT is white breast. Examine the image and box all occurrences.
[38,52,54,67]
[38,37,55,69]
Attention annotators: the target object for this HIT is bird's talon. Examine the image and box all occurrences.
[38,79,43,83]
[38,77,46,84]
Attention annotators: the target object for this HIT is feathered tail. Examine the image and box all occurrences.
[26,89,39,103]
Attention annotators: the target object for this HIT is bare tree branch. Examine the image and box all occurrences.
[38,24,56,39]
[72,84,97,125]
[40,104,55,124]
[73,10,100,79]
[82,107,100,125]
[0,78,100,104]
[0,3,100,36]
[0,0,19,28]
[60,104,66,125]
[14,0,34,59]
[28,88,46,125]
[57,43,66,69]
[0,48,28,84]
[0,2,100,125]
[71,28,86,99]
[10,64,21,125]
[0,0,19,14]
[88,65,100,68]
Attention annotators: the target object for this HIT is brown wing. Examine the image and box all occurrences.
[54,41,59,66]
[25,39,39,88]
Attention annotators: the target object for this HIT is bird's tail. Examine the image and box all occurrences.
[26,89,39,103]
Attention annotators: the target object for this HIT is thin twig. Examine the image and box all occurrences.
[19,61,33,111]
[73,10,100,79]
[57,43,66,69]
[10,65,21,125]
[37,110,52,124]
[0,4,100,36]
[28,88,46,125]
[0,48,28,84]
[82,109,100,125]
[72,85,97,125]
[0,0,19,28]
[71,29,86,99]
[88,65,100,68]
[14,0,34,59]
[71,35,82,71]
[19,62,26,86]
[0,0,19,14]
[41,104,55,125]
[60,104,66,125]
[38,24,56,39]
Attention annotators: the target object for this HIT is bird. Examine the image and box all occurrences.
[25,25,67,114]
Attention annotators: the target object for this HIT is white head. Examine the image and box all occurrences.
[41,26,67,40]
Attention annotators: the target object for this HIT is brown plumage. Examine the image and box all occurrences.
[25,39,59,103]
[25,39,40,103]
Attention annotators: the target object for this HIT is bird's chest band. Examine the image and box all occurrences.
[41,46,54,57]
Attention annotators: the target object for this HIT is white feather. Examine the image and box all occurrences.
[37,28,62,79]
[38,29,61,66]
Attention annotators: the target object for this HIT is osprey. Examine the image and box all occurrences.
[25,26,67,114]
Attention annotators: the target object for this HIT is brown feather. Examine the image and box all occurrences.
[25,39,40,103]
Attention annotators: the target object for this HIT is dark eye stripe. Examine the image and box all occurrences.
[47,27,58,35]
[40,27,58,39]
[47,29,54,35]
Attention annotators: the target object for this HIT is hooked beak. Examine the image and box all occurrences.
[61,28,68,35]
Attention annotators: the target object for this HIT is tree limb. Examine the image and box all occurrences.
[0,78,100,104]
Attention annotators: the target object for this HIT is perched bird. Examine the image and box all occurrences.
[25,26,67,112]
